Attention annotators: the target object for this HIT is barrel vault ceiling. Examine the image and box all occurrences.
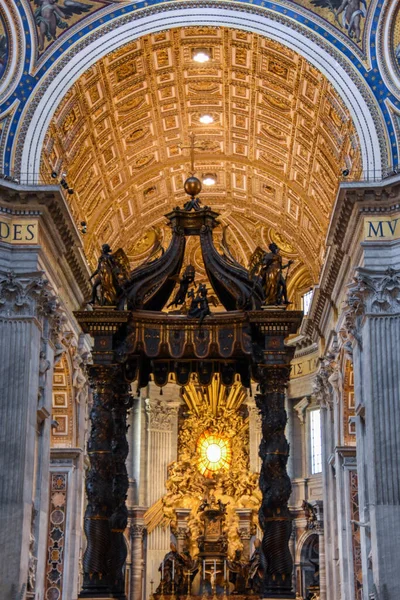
[41,26,361,300]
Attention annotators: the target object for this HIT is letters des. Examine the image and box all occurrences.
[0,218,38,244]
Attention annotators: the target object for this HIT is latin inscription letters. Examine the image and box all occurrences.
[291,354,319,379]
[365,215,400,240]
[0,218,38,244]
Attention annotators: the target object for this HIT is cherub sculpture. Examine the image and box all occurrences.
[249,242,293,305]
[34,0,92,51]
[89,243,130,306]
[167,265,196,309]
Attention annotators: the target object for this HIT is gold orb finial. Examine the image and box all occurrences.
[184,176,202,198]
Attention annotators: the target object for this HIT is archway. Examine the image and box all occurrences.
[36,24,366,311]
[300,533,320,599]
[18,6,384,180]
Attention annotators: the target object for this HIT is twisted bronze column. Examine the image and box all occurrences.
[255,365,294,598]
[80,365,115,596]
[109,381,133,595]
[80,365,132,599]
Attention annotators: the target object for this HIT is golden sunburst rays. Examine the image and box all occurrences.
[197,430,232,478]
[181,373,247,416]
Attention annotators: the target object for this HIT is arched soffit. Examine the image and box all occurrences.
[377,0,400,149]
[378,0,400,98]
[40,26,361,290]
[0,3,24,102]
[15,4,388,178]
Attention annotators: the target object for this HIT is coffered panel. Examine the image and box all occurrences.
[41,27,361,297]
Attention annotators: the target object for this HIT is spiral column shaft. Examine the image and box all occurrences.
[256,365,294,598]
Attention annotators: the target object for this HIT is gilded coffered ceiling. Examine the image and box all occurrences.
[41,26,361,301]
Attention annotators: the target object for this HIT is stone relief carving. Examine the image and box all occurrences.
[27,506,38,593]
[344,267,400,346]
[149,399,175,431]
[312,360,334,409]
[72,343,92,406]
[327,360,344,405]
[246,402,262,427]
[38,349,51,401]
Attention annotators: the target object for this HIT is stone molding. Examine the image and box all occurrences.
[293,397,310,424]
[344,267,400,344]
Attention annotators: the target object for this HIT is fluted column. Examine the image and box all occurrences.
[130,522,145,600]
[318,531,326,600]
[345,267,400,600]
[312,362,338,600]
[0,272,62,599]
[256,364,294,598]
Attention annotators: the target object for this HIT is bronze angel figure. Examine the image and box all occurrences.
[249,243,293,306]
[89,243,130,306]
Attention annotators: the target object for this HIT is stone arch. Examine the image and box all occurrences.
[297,531,320,598]
[18,4,385,177]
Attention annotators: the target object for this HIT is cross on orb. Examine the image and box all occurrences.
[179,132,207,175]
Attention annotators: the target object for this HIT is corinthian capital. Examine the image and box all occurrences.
[0,271,65,342]
[344,268,400,344]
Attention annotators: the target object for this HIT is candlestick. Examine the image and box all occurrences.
[172,559,175,580]
[186,570,192,600]
[203,559,205,580]
[224,560,227,581]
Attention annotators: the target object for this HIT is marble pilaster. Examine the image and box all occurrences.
[312,363,339,600]
[145,388,180,600]
[130,508,146,600]
[0,271,63,599]
[345,265,400,600]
